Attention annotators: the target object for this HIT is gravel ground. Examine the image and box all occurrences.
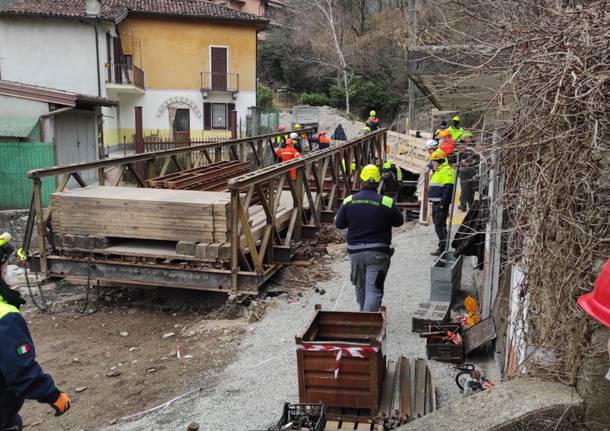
[280,105,366,141]
[113,223,490,431]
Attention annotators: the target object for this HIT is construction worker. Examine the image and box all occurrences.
[436,129,456,156]
[0,233,16,281]
[448,116,465,141]
[335,165,404,312]
[577,258,610,382]
[293,124,309,151]
[366,111,381,131]
[428,149,456,256]
[317,131,330,150]
[289,132,302,153]
[275,125,288,148]
[275,138,301,180]
[0,240,70,430]
[381,160,402,199]
[425,139,438,155]
[455,138,480,211]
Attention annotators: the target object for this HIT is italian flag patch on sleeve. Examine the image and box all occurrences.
[16,343,32,356]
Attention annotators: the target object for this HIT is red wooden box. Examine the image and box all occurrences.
[295,305,387,415]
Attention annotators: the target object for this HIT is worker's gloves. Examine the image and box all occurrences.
[51,392,71,416]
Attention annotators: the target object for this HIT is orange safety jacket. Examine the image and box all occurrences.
[275,146,302,180]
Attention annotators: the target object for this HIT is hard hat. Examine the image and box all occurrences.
[436,129,451,139]
[452,115,461,122]
[370,110,376,116]
[285,138,295,147]
[362,126,371,133]
[360,164,381,183]
[278,124,286,132]
[290,132,298,139]
[294,123,302,130]
[578,259,610,328]
[0,232,11,245]
[319,130,326,135]
[430,149,447,161]
[425,139,438,151]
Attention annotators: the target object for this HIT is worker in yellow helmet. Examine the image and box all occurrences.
[428,150,456,256]
[335,164,404,311]
[448,115,465,141]
[366,110,381,131]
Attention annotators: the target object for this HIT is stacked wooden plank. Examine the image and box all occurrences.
[146,160,250,191]
[51,186,232,243]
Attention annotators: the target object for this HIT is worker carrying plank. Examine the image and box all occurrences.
[428,150,456,256]
[335,165,404,311]
[0,234,70,431]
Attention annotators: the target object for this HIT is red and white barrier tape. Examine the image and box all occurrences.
[297,343,379,379]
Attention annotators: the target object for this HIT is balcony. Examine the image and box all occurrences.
[105,62,145,94]
[200,72,239,96]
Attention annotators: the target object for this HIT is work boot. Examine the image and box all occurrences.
[430,248,442,256]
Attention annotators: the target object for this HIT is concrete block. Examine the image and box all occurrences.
[195,243,208,259]
[176,241,198,256]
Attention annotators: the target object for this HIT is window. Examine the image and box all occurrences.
[212,103,227,129]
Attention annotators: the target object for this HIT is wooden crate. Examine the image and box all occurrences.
[296,305,387,415]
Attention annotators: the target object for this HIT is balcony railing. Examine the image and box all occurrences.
[200,72,239,93]
[106,62,145,91]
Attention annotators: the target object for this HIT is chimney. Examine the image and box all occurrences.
[85,0,102,17]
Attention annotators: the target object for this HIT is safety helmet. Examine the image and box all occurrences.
[285,138,295,147]
[290,132,298,139]
[362,126,371,133]
[430,149,447,161]
[578,259,610,328]
[425,139,438,151]
[360,164,381,183]
[0,232,11,245]
[319,130,326,136]
[369,110,376,116]
[294,123,302,130]
[278,124,286,132]
[382,160,395,170]
[437,129,452,139]
[452,115,461,122]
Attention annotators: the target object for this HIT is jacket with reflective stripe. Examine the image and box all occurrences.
[448,126,465,141]
[0,297,58,422]
[334,189,404,245]
[428,161,455,206]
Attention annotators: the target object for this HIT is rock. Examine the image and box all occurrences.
[319,289,326,295]
[106,369,121,378]
[162,332,175,339]
[128,347,137,352]
[120,331,129,338]
[75,386,87,393]
[72,357,79,363]
[146,367,158,374]
[109,419,118,425]
[247,311,260,323]
[326,243,344,256]
[184,355,193,360]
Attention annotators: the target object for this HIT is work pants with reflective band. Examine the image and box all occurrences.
[349,251,391,312]
[432,202,449,250]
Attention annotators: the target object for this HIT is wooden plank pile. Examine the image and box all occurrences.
[146,160,250,191]
[51,186,232,243]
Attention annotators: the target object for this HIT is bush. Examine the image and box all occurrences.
[257,84,273,108]
[299,93,331,106]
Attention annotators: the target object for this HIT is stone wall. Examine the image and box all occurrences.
[0,209,36,252]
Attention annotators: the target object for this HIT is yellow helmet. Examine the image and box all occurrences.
[0,232,11,245]
[360,164,381,183]
[452,115,461,122]
[294,123,302,130]
[436,129,451,138]
[430,149,447,161]
[369,110,376,116]
[362,126,371,133]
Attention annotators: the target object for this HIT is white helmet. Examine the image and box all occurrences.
[425,139,438,151]
[290,132,298,139]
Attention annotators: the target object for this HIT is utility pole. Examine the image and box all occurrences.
[407,0,417,132]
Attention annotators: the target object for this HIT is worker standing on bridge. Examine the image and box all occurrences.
[317,131,330,150]
[335,165,404,312]
[289,132,302,153]
[428,149,456,256]
[448,116,465,141]
[366,111,381,131]
[275,125,288,148]
[0,236,70,431]
[275,138,301,181]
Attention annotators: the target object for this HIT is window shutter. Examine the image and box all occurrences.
[204,103,211,130]
[228,103,236,130]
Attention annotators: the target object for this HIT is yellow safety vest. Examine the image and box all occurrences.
[0,296,19,319]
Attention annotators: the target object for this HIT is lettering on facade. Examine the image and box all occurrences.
[157,96,202,118]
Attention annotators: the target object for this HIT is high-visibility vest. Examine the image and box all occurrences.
[0,297,19,319]
[428,161,455,203]
[448,126,464,141]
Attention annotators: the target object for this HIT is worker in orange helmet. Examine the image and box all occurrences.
[275,138,302,180]
[317,131,331,150]
[577,258,610,382]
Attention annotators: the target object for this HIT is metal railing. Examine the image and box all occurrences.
[200,72,239,93]
[106,62,145,90]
